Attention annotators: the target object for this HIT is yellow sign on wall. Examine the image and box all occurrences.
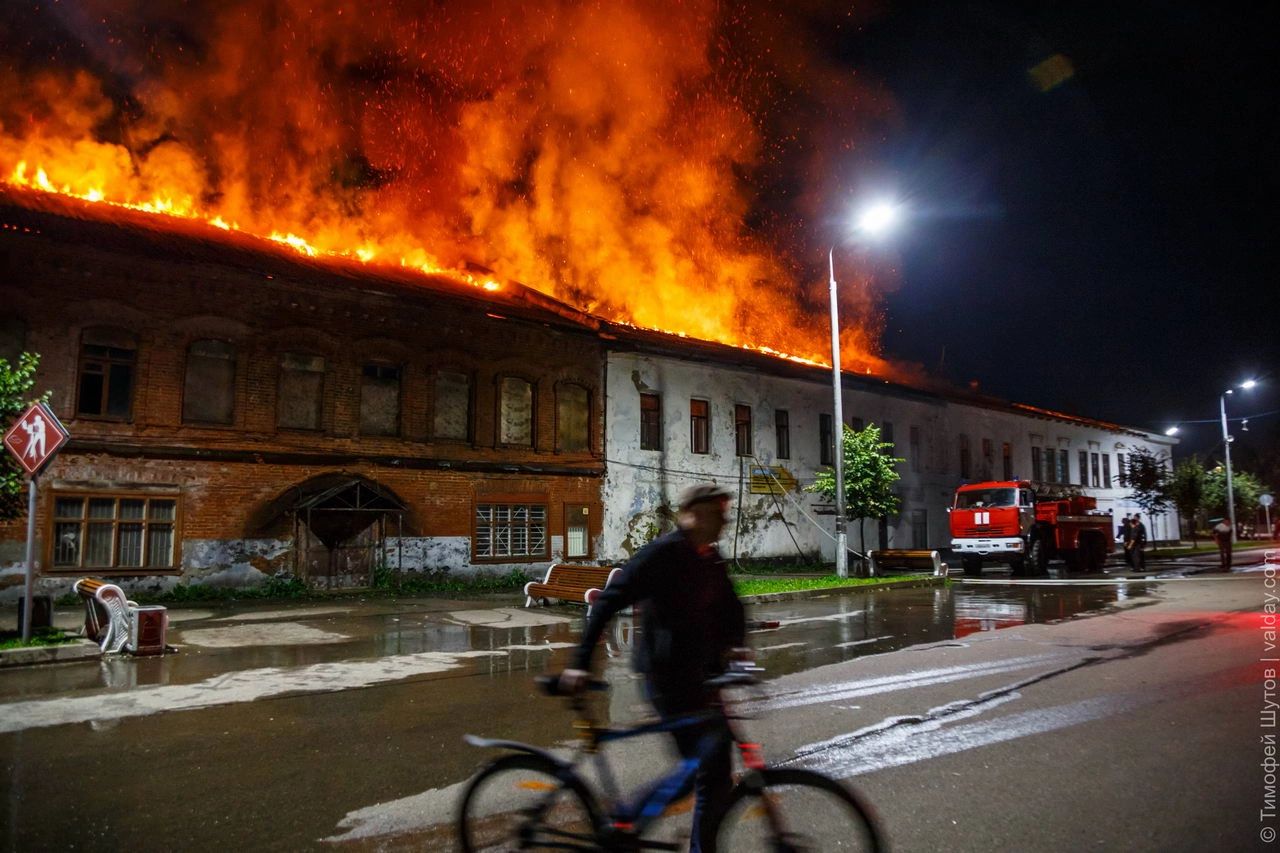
[749,465,798,495]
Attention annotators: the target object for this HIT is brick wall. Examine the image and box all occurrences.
[0,209,605,586]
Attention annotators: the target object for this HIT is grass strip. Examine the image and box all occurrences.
[0,628,81,650]
[733,574,934,596]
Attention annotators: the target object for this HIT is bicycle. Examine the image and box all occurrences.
[456,666,885,851]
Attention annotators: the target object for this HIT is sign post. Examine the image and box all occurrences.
[3,402,70,641]
[1262,493,1274,541]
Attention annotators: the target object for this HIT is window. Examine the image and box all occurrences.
[474,502,547,559]
[1043,448,1057,483]
[1117,453,1128,487]
[76,328,136,419]
[1002,442,1013,480]
[775,409,791,459]
[640,393,662,450]
[360,363,402,436]
[51,494,177,571]
[820,413,834,466]
[881,421,894,448]
[1079,450,1089,486]
[1031,446,1043,482]
[557,383,590,452]
[1058,449,1070,484]
[278,353,325,430]
[498,376,534,446]
[850,417,865,432]
[959,435,972,479]
[981,438,993,479]
[0,316,25,366]
[910,426,922,473]
[1101,453,1112,488]
[183,339,236,425]
[734,404,753,456]
[690,399,710,454]
[565,504,590,559]
[1090,452,1101,487]
[433,371,471,441]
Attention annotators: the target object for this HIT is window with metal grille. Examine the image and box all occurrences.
[474,503,548,559]
[640,393,662,450]
[51,494,177,571]
[775,409,790,459]
[184,339,237,425]
[690,399,709,454]
[820,413,833,466]
[77,329,136,420]
[565,504,590,559]
[734,404,752,456]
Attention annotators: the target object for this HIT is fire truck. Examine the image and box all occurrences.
[948,481,1113,576]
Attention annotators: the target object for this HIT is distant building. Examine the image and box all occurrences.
[600,336,1177,563]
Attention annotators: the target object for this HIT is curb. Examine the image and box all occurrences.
[739,575,946,605]
[0,639,100,668]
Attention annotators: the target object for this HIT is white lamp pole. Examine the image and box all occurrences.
[829,248,849,578]
[1221,390,1237,543]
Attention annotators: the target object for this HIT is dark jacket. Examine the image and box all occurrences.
[571,528,746,706]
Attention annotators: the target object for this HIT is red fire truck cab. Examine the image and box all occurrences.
[948,481,1113,576]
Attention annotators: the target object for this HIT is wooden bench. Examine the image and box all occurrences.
[868,549,948,577]
[73,577,136,653]
[524,564,620,609]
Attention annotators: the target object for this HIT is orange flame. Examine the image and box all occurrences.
[0,1,892,372]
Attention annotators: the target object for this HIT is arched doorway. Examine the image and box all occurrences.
[258,475,408,589]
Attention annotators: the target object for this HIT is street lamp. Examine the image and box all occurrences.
[829,200,900,577]
[1221,380,1258,543]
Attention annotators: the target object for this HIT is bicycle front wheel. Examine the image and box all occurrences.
[457,753,602,852]
[712,768,884,853]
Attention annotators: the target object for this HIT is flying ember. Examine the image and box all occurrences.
[0,0,889,372]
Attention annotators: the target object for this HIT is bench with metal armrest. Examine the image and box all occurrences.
[73,577,170,655]
[523,563,620,608]
[868,549,949,577]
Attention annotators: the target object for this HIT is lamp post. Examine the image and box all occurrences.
[828,201,899,578]
[1221,379,1257,543]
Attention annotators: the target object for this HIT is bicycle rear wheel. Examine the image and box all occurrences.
[456,753,602,852]
[712,768,884,852]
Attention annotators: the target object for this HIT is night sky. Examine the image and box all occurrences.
[840,2,1277,462]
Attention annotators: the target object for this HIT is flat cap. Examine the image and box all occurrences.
[677,483,731,511]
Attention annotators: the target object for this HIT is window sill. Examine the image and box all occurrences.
[46,568,181,577]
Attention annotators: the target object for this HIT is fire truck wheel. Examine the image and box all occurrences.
[962,557,983,576]
[1027,538,1048,575]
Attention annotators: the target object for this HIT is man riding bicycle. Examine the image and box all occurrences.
[559,483,749,852]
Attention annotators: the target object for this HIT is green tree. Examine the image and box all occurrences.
[1,352,44,520]
[1203,465,1265,529]
[1125,447,1172,549]
[1168,457,1207,545]
[806,423,903,573]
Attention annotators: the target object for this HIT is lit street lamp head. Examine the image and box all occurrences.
[1164,426,1179,436]
[856,201,900,238]
[1240,379,1258,390]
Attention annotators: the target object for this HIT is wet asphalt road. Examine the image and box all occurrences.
[0,557,1271,851]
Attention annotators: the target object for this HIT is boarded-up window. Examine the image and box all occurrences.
[557,384,590,452]
[434,371,471,441]
[278,353,324,430]
[361,363,401,436]
[183,339,236,424]
[0,316,25,366]
[499,377,533,446]
[77,328,137,420]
